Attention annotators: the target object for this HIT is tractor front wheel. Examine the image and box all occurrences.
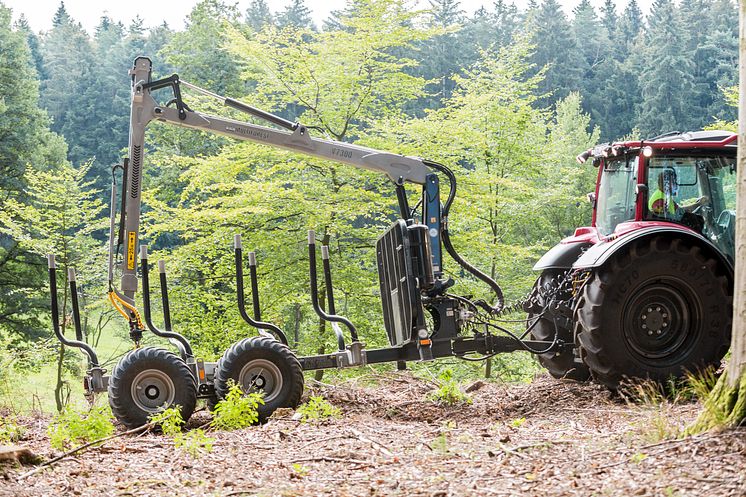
[575,236,732,389]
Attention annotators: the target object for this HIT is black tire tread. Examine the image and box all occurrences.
[108,347,197,429]
[576,236,732,389]
[214,336,303,420]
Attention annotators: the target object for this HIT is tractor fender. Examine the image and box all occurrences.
[533,240,594,271]
[572,226,734,276]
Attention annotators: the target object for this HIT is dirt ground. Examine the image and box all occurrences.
[1,372,744,497]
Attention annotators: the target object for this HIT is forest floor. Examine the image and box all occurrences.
[0,371,744,497]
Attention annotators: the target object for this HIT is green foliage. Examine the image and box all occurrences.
[149,407,215,457]
[685,368,720,402]
[510,417,527,428]
[291,463,310,477]
[630,452,647,464]
[0,416,25,443]
[212,382,264,430]
[225,0,436,139]
[47,405,115,450]
[296,395,341,422]
[428,368,471,405]
[431,420,455,453]
[174,429,215,457]
[149,406,185,436]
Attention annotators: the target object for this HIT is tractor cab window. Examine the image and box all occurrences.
[645,154,736,262]
[596,156,638,236]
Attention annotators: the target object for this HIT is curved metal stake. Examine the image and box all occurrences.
[140,245,193,360]
[321,244,349,352]
[234,235,289,345]
[308,230,360,352]
[48,255,107,393]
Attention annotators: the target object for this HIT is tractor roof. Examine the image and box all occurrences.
[651,130,736,143]
[576,130,737,164]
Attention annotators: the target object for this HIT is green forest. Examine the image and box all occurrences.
[0,0,738,411]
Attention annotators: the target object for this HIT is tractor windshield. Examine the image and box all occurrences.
[596,156,638,236]
[645,154,736,262]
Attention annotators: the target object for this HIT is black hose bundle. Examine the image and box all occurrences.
[423,159,505,313]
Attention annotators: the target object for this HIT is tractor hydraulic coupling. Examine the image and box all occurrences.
[308,230,367,368]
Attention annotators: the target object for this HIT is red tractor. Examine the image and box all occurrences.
[527,131,736,388]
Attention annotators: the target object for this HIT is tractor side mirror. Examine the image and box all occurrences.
[635,184,648,195]
[587,192,596,206]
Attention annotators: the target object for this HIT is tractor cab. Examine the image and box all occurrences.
[590,131,737,263]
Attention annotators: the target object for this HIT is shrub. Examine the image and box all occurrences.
[428,368,472,405]
[48,405,115,450]
[0,416,24,443]
[211,381,264,430]
[149,407,214,457]
[148,406,184,436]
[296,396,340,422]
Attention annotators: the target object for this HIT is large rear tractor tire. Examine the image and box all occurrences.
[526,270,590,381]
[575,236,732,389]
[214,336,304,421]
[108,347,197,429]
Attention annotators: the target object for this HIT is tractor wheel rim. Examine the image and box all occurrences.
[131,369,176,413]
[623,279,701,365]
[239,359,283,403]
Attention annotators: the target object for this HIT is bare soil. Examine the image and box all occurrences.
[1,372,744,496]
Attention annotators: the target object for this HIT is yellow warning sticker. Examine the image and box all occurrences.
[127,232,136,270]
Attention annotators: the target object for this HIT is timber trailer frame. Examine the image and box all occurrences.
[49,57,566,427]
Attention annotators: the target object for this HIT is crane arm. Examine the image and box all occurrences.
[113,57,433,302]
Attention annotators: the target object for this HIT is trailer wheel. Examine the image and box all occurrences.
[527,270,590,381]
[214,336,303,421]
[108,347,197,429]
[575,236,732,389]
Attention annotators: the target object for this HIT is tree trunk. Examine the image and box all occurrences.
[689,4,746,431]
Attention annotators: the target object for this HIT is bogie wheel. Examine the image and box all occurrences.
[527,270,590,381]
[575,236,732,389]
[214,336,304,421]
[108,347,197,429]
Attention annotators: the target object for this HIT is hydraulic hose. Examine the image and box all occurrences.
[422,159,505,313]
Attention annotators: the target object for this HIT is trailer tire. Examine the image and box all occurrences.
[108,347,197,429]
[214,336,303,421]
[575,236,732,389]
[527,270,590,381]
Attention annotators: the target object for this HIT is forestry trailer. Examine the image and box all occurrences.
[49,58,735,427]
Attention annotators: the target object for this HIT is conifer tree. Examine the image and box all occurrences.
[276,0,314,30]
[0,4,68,341]
[529,0,584,108]
[417,0,465,108]
[618,0,643,49]
[636,0,698,136]
[245,0,273,31]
